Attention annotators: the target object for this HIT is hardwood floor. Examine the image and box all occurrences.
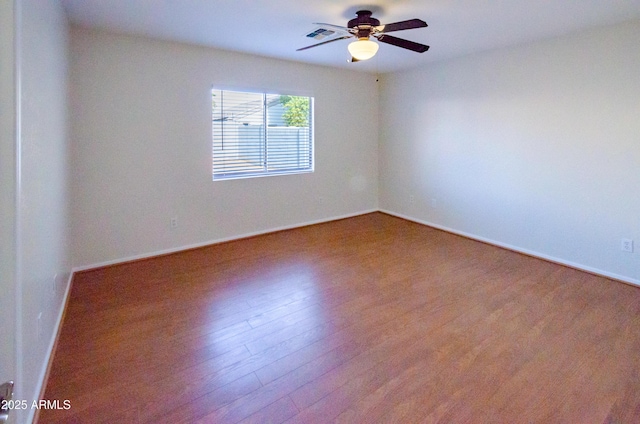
[40,212,640,423]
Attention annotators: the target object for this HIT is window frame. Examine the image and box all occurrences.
[211,87,314,181]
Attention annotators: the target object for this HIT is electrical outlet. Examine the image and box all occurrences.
[170,217,178,229]
[52,273,57,294]
[621,239,633,253]
[409,195,415,205]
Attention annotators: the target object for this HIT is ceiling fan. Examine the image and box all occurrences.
[298,10,429,62]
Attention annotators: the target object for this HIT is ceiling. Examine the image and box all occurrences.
[60,0,640,73]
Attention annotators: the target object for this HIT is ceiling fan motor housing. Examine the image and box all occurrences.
[348,10,380,38]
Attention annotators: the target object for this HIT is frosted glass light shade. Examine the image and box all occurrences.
[347,39,379,61]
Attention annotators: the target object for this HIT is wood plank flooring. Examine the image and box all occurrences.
[40,212,640,423]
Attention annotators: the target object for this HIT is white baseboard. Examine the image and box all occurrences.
[29,271,73,424]
[72,209,378,272]
[73,207,640,287]
[379,209,640,287]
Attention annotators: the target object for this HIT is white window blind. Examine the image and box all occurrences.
[212,89,314,180]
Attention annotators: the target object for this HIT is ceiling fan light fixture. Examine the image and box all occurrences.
[347,38,379,61]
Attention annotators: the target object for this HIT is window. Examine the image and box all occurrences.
[212,88,314,180]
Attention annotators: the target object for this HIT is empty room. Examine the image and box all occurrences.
[2,0,640,423]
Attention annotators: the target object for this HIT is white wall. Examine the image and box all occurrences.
[379,20,640,284]
[18,0,71,421]
[0,0,18,403]
[70,27,379,268]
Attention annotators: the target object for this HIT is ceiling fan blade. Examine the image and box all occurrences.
[376,34,429,53]
[376,19,427,33]
[296,35,353,51]
[313,22,352,31]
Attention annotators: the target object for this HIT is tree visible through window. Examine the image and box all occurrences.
[280,95,310,127]
[212,88,314,180]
